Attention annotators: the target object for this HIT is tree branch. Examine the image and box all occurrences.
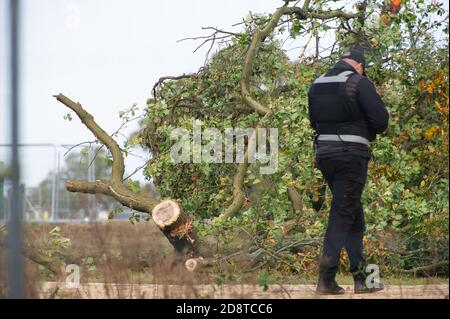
[240,4,364,116]
[54,94,206,256]
[54,94,159,214]
[54,94,125,184]
[151,74,197,101]
[219,114,271,219]
[232,3,364,218]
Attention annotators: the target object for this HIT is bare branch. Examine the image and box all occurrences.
[402,261,449,275]
[178,26,240,55]
[54,94,125,184]
[123,158,153,181]
[151,74,196,101]
[62,140,97,156]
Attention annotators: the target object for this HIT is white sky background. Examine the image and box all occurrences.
[0,0,448,187]
[0,0,283,186]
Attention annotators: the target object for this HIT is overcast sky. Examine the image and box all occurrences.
[0,0,287,186]
[0,0,448,187]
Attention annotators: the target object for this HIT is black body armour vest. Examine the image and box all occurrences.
[309,70,376,141]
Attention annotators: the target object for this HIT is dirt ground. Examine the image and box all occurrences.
[40,282,449,299]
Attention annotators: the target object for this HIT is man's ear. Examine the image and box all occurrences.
[356,63,363,75]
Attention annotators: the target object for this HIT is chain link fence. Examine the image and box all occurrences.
[1,144,148,223]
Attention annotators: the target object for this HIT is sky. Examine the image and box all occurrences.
[0,0,286,186]
[0,0,448,187]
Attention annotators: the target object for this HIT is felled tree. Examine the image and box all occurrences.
[55,0,449,275]
[55,1,365,257]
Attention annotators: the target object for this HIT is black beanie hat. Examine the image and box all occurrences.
[341,46,366,75]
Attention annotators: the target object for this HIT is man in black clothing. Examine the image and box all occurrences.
[308,47,389,294]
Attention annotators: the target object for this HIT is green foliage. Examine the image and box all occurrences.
[128,180,141,194]
[137,0,448,277]
[37,226,71,278]
[82,256,96,272]
[44,226,71,261]
[108,206,124,220]
[258,271,270,291]
[63,112,73,121]
[129,211,142,224]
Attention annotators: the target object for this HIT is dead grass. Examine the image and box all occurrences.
[0,221,448,298]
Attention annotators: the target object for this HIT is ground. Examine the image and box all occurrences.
[40,282,448,299]
[11,221,449,299]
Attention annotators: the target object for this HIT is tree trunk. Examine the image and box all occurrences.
[152,200,199,255]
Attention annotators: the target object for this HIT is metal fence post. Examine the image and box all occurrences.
[0,161,4,221]
[50,145,57,222]
[7,0,25,299]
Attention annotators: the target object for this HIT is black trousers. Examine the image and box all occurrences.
[316,155,369,280]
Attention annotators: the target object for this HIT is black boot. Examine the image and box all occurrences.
[316,274,345,295]
[354,278,384,294]
[351,263,384,294]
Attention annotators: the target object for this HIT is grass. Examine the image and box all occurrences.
[227,271,449,286]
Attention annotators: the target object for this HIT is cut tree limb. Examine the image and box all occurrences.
[185,257,215,272]
[152,200,182,228]
[152,200,200,254]
[54,94,203,256]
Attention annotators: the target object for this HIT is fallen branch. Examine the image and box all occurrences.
[54,94,203,256]
[402,261,449,275]
[219,113,271,219]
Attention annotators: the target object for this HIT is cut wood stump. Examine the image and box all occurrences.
[185,257,215,272]
[152,200,183,229]
[152,200,198,255]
